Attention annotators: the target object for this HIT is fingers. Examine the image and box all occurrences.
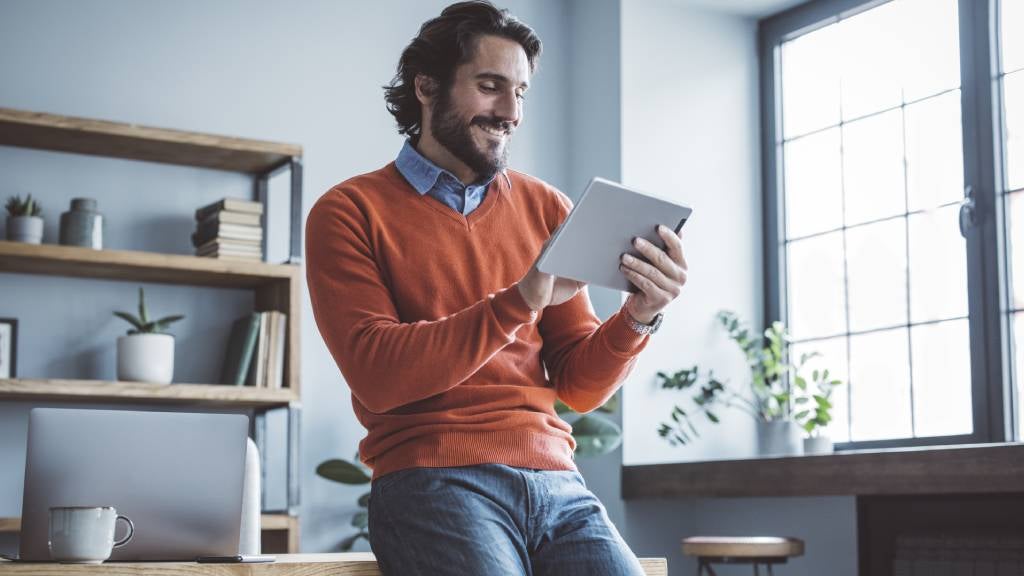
[657,225,688,270]
[620,253,678,295]
[632,236,686,282]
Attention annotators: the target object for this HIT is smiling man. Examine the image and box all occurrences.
[305,2,687,574]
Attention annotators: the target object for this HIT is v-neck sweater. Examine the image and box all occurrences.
[305,162,649,479]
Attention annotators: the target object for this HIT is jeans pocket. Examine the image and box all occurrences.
[371,467,422,495]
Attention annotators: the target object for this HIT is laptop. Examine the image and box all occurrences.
[14,408,249,562]
[535,177,692,293]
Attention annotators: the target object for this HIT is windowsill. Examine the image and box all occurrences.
[621,442,1024,499]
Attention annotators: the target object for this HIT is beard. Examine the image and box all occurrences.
[429,88,511,181]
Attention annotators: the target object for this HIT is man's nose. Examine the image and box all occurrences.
[493,90,520,126]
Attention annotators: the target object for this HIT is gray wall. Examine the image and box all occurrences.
[0,1,859,573]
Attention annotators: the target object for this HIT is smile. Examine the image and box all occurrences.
[476,124,509,138]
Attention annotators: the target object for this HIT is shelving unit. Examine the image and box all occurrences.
[0,107,304,553]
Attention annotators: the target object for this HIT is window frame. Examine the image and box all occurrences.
[758,0,1014,449]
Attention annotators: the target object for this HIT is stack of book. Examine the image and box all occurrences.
[219,310,287,389]
[192,198,264,261]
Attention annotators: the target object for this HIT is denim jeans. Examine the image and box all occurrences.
[367,462,646,576]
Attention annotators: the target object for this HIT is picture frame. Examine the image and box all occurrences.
[0,318,17,378]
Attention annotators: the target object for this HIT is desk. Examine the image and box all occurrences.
[0,553,669,575]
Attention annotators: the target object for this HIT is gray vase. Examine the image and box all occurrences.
[756,420,803,457]
[6,215,44,243]
[59,197,104,249]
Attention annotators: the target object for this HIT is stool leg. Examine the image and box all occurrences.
[767,564,774,576]
[753,564,761,576]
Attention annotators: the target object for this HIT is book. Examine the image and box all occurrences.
[192,220,263,247]
[195,198,264,221]
[195,239,262,255]
[263,311,278,389]
[220,313,261,385]
[245,312,269,388]
[196,252,262,262]
[271,312,286,389]
[198,210,263,227]
[261,406,289,512]
[195,236,262,251]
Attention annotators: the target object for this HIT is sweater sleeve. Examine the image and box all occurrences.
[305,188,538,414]
[537,189,650,414]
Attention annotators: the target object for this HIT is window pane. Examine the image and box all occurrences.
[843,110,906,225]
[783,128,843,238]
[1008,192,1024,309]
[1003,0,1024,73]
[782,25,841,138]
[846,219,908,332]
[911,319,973,437]
[1006,71,1024,192]
[787,233,846,339]
[839,0,905,120]
[849,327,913,441]
[1015,313,1024,440]
[901,0,960,102]
[905,91,964,211]
[909,205,968,323]
[792,336,850,443]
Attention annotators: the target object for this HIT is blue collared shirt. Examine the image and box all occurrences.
[395,140,494,216]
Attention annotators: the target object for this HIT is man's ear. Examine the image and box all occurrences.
[414,74,440,106]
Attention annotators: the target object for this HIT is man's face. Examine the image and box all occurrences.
[429,35,530,180]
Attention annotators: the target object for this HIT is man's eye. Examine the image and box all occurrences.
[516,92,526,101]
[481,84,497,92]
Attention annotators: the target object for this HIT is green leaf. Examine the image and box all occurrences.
[338,533,363,552]
[793,409,810,421]
[596,392,620,414]
[571,414,622,457]
[351,511,368,530]
[153,314,185,332]
[357,491,370,508]
[138,287,148,325]
[554,398,574,415]
[706,411,719,423]
[316,459,371,484]
[113,311,145,330]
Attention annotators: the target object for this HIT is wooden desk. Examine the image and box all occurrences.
[0,553,668,575]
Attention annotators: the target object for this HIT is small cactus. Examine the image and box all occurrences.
[5,194,42,217]
[113,287,185,335]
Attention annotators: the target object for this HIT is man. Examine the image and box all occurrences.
[305,2,687,574]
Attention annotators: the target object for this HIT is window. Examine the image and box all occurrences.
[762,0,1012,448]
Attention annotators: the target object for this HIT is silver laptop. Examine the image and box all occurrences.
[17,408,249,561]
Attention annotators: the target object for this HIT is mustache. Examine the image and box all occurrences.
[472,117,514,133]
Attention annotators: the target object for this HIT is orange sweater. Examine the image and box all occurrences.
[305,163,649,479]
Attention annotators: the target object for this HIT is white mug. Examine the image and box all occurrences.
[48,506,134,564]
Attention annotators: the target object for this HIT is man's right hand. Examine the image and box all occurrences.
[517,265,585,311]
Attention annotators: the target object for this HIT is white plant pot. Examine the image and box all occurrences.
[6,215,44,244]
[803,435,834,455]
[756,420,803,457]
[117,333,174,384]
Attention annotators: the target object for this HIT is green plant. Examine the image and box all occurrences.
[315,453,371,551]
[113,287,185,335]
[657,310,843,446]
[5,194,42,217]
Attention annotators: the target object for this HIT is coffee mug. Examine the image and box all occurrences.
[48,506,134,564]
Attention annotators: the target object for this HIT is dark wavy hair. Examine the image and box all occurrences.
[384,1,542,139]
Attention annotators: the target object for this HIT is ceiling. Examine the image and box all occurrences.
[666,0,813,18]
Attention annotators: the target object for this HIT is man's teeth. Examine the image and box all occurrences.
[479,125,507,136]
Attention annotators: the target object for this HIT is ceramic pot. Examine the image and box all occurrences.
[803,435,834,455]
[756,420,803,456]
[6,215,44,243]
[59,197,104,249]
[116,333,174,384]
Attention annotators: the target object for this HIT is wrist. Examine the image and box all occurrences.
[516,281,543,312]
[624,303,656,325]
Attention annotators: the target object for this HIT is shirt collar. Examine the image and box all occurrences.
[395,139,501,194]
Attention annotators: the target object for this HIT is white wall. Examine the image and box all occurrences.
[617,2,857,575]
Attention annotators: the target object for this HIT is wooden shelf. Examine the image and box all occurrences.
[621,442,1024,498]
[0,379,296,409]
[0,517,18,533]
[0,107,301,174]
[0,241,297,289]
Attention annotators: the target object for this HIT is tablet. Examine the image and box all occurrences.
[535,177,692,293]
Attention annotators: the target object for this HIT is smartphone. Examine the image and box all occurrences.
[196,554,276,563]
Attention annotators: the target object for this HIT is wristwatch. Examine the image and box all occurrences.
[626,311,663,336]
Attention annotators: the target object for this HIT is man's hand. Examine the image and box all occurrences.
[517,265,585,311]
[619,225,688,324]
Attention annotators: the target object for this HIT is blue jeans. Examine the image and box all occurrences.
[368,463,646,575]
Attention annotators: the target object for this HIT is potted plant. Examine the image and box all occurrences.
[5,194,44,244]
[793,365,843,454]
[315,395,624,551]
[657,310,843,457]
[113,287,184,384]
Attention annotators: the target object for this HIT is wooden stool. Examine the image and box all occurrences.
[682,536,804,575]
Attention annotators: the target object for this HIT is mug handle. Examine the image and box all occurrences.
[113,515,135,549]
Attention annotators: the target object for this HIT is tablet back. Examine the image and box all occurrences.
[536,177,691,292]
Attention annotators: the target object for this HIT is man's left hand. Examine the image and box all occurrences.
[619,225,688,325]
